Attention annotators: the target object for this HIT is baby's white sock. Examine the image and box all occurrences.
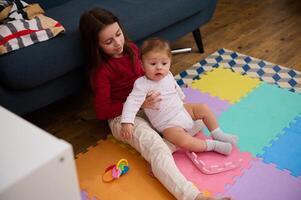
[211,127,238,145]
[205,140,232,155]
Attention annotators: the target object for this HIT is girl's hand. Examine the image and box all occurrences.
[121,123,134,140]
[141,90,161,110]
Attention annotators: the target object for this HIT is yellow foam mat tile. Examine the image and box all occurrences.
[76,139,175,200]
[191,67,261,103]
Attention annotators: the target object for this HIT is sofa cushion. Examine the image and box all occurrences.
[0,0,212,90]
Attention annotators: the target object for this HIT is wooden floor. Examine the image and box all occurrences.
[25,0,301,155]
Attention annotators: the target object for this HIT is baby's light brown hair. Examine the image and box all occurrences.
[140,38,172,59]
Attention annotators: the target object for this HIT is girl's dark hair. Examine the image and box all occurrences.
[79,8,134,71]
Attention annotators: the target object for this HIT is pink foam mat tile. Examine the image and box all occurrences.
[173,133,255,195]
[182,87,232,117]
[219,159,301,200]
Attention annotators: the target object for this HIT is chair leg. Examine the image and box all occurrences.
[192,28,204,53]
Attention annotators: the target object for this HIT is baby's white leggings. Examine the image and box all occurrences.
[108,114,200,200]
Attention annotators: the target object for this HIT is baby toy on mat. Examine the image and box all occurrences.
[102,159,129,182]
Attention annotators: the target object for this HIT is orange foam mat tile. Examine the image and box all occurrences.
[76,139,175,200]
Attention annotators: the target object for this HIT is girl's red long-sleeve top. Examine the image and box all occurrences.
[90,43,144,120]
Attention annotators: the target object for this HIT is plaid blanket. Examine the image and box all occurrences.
[0,0,65,55]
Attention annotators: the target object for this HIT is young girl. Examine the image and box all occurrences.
[79,7,232,200]
[121,38,237,155]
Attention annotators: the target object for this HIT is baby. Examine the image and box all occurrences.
[121,38,237,155]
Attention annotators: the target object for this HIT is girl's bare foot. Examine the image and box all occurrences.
[195,193,232,200]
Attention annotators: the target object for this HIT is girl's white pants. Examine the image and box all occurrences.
[108,113,200,200]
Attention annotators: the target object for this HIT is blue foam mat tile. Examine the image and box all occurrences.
[260,115,301,177]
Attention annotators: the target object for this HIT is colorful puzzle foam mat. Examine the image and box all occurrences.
[77,49,301,199]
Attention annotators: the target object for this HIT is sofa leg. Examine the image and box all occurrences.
[193,28,204,53]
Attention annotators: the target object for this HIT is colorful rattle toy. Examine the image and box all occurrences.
[102,159,129,183]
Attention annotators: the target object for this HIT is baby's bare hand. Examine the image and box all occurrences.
[121,123,134,140]
[142,90,161,110]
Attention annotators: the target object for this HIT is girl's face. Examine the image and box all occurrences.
[142,51,171,81]
[98,22,125,58]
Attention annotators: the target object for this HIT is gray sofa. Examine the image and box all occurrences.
[0,0,217,115]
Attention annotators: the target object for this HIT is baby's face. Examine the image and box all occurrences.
[142,51,171,81]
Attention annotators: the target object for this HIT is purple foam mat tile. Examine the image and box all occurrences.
[182,87,232,117]
[218,160,301,200]
[81,190,97,200]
